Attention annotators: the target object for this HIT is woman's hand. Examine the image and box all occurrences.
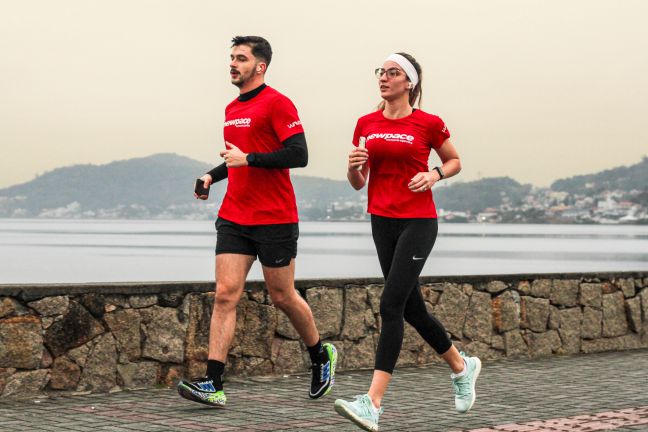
[348,147,368,171]
[408,171,441,193]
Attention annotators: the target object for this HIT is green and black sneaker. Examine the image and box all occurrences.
[177,377,226,408]
[309,342,338,399]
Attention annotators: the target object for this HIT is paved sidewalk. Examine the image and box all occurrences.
[1,350,648,432]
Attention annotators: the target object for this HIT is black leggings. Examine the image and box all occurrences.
[371,215,452,374]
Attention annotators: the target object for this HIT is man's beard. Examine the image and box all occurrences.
[231,69,251,88]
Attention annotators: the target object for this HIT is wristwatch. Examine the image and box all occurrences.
[433,166,445,179]
[245,153,256,165]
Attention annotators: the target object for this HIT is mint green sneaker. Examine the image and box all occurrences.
[451,352,481,413]
[334,394,383,431]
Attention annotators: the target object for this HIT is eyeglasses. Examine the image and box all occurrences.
[375,67,403,79]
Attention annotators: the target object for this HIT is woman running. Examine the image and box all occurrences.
[334,52,481,431]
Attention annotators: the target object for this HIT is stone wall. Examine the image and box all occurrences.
[1,272,647,399]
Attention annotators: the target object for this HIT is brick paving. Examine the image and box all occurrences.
[1,350,647,431]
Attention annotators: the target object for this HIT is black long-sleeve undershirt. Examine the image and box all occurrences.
[206,132,308,182]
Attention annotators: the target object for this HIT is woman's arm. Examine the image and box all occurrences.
[408,138,461,192]
[347,146,369,190]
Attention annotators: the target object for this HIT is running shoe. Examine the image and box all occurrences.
[452,352,482,413]
[177,376,226,407]
[334,394,383,431]
[309,342,338,399]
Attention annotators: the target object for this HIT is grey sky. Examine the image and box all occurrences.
[1,0,647,189]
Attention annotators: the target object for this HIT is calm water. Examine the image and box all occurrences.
[1,219,647,284]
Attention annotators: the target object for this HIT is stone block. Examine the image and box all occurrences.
[0,367,16,395]
[0,297,29,319]
[530,279,552,298]
[49,356,80,390]
[625,297,642,333]
[551,279,579,307]
[182,293,213,362]
[602,292,628,337]
[525,332,553,358]
[435,285,469,338]
[77,334,117,393]
[140,306,187,363]
[581,337,624,354]
[1,369,49,398]
[558,307,582,354]
[517,281,531,296]
[104,309,141,362]
[521,296,550,332]
[491,335,504,350]
[306,287,343,339]
[464,291,492,343]
[640,288,648,319]
[504,330,527,357]
[276,310,301,340]
[158,291,184,308]
[117,362,159,389]
[44,301,104,357]
[367,285,384,313]
[80,294,105,318]
[581,307,602,339]
[129,295,157,309]
[483,281,508,294]
[271,339,306,374]
[67,341,93,368]
[548,306,560,330]
[239,302,276,359]
[344,337,376,370]
[342,287,372,340]
[492,291,520,332]
[27,296,69,317]
[0,316,43,369]
[615,278,636,298]
[579,283,603,308]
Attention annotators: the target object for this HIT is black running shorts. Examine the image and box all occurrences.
[215,217,298,268]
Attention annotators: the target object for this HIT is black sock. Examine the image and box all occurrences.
[307,340,327,364]
[206,360,225,390]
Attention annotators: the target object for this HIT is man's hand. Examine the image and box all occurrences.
[220,142,248,167]
[194,174,212,200]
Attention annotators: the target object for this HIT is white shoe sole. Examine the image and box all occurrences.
[334,400,379,432]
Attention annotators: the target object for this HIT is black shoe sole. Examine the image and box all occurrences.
[177,383,226,409]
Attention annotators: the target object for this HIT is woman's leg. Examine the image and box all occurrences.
[368,216,437,407]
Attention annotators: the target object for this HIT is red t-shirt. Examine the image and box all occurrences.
[218,86,304,225]
[352,109,450,218]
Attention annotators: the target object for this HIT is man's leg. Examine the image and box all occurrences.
[209,253,255,361]
[262,259,318,345]
[177,253,253,407]
[263,260,337,399]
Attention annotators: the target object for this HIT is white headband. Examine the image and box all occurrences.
[386,53,419,88]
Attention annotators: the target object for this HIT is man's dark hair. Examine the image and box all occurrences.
[231,36,272,66]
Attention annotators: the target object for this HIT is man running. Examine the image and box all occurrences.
[177,35,337,407]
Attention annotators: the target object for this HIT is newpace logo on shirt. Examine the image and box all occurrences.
[367,133,415,144]
[287,120,302,129]
[224,118,252,128]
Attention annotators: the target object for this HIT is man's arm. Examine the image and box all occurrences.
[206,163,228,182]
[246,132,308,169]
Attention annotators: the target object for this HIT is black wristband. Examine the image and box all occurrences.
[433,166,445,179]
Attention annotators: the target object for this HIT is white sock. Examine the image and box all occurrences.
[452,359,468,378]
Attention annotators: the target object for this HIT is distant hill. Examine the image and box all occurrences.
[0,153,358,218]
[551,157,648,195]
[434,177,532,213]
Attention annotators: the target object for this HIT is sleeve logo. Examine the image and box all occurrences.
[287,120,302,129]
